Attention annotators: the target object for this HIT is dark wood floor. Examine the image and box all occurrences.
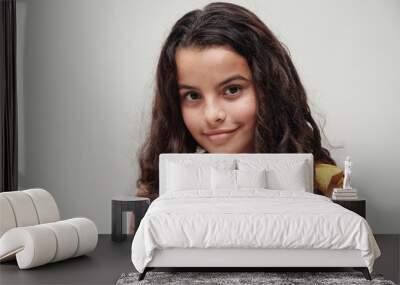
[0,234,398,285]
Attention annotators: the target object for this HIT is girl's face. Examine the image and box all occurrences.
[176,46,257,153]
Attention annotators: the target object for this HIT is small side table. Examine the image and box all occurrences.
[112,196,150,242]
[332,199,366,218]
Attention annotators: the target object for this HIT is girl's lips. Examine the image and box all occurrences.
[204,127,239,142]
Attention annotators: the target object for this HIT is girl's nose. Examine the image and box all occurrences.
[204,99,226,126]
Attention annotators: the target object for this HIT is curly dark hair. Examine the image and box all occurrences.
[136,2,336,200]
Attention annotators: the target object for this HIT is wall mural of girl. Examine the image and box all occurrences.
[135,2,343,203]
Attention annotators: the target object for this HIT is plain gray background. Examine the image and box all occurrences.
[16,0,400,234]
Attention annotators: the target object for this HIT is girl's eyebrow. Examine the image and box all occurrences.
[178,74,250,90]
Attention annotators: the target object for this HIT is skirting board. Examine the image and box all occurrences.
[147,248,366,267]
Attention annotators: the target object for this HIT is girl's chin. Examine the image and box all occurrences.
[206,145,241,153]
[202,144,250,154]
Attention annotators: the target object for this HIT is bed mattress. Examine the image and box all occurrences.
[131,189,380,273]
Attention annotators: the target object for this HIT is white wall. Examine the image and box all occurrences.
[16,0,400,234]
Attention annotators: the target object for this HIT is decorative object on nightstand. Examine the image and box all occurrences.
[332,199,366,218]
[343,156,352,190]
[332,156,359,200]
[332,188,359,200]
[112,196,150,242]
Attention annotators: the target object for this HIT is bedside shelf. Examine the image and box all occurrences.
[111,196,150,242]
[332,199,366,218]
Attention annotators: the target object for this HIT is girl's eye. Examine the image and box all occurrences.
[225,86,242,97]
[183,92,201,101]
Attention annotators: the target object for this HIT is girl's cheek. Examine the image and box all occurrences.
[230,95,257,123]
[182,108,201,133]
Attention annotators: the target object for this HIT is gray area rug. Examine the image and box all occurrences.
[116,271,396,285]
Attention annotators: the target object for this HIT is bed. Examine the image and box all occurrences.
[131,153,381,281]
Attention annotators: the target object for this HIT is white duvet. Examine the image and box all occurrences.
[131,190,380,273]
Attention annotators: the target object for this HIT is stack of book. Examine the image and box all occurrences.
[332,188,358,200]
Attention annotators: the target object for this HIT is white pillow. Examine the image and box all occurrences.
[266,161,307,191]
[165,158,236,193]
[211,168,268,190]
[211,168,236,190]
[238,159,308,191]
[166,161,211,191]
[236,169,267,189]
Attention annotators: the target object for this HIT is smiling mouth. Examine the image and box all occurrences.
[203,127,239,142]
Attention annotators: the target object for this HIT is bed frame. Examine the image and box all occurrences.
[138,154,371,281]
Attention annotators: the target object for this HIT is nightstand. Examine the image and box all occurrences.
[332,199,366,218]
[111,196,150,242]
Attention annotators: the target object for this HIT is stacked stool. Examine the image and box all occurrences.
[0,188,98,269]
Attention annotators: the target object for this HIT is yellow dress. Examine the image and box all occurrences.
[314,163,344,197]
